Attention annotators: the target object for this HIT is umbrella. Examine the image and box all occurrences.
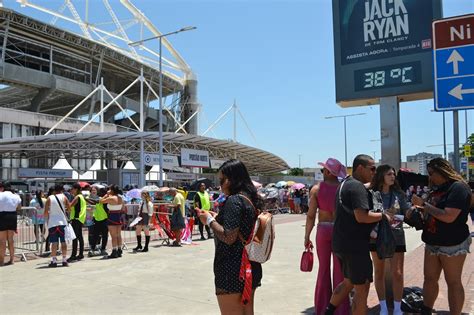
[158,187,170,193]
[91,183,106,189]
[141,185,160,192]
[291,183,305,190]
[264,187,279,199]
[190,178,213,191]
[286,180,296,186]
[252,180,262,189]
[78,181,90,188]
[275,181,287,188]
[126,188,142,199]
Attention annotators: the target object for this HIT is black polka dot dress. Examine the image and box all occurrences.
[214,194,262,295]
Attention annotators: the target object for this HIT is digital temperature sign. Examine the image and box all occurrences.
[354,62,421,91]
[332,0,442,107]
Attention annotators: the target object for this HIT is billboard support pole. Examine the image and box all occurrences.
[380,96,401,170]
[453,110,460,172]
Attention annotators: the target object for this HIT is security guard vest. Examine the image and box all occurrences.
[70,194,87,224]
[93,202,108,221]
[197,191,211,211]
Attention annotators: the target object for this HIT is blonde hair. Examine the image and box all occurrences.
[141,191,151,202]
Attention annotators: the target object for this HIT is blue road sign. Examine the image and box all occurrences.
[433,15,474,111]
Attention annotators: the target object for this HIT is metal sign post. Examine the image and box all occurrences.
[433,14,474,171]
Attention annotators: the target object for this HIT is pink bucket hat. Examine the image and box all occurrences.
[318,158,347,178]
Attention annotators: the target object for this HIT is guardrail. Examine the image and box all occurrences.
[11,203,201,261]
[13,207,43,261]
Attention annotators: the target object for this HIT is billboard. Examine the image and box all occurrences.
[180,148,209,168]
[333,0,442,106]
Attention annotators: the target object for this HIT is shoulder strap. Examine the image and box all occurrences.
[54,194,68,222]
[54,195,65,214]
[237,194,256,245]
[338,178,347,205]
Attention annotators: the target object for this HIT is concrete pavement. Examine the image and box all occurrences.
[0,214,472,314]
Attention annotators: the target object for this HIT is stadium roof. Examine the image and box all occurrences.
[0,132,289,174]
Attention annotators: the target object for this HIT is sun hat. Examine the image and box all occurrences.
[318,158,347,178]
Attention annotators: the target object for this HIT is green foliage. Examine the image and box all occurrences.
[289,167,304,176]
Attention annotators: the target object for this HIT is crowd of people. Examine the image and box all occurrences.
[1,156,473,315]
[0,181,196,267]
[305,155,473,315]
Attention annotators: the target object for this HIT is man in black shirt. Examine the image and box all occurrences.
[325,154,392,315]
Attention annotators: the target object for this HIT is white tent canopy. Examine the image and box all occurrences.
[89,159,107,171]
[52,158,73,170]
[146,165,166,181]
[123,161,137,170]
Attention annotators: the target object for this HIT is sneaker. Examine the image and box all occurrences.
[118,248,122,257]
[87,250,95,258]
[100,249,108,256]
[48,261,57,268]
[62,261,69,267]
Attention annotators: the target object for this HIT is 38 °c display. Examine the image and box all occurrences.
[354,62,421,91]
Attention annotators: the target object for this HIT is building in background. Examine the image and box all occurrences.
[406,152,443,175]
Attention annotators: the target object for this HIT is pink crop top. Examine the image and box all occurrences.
[316,181,339,212]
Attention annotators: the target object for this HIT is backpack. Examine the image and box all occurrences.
[239,194,275,264]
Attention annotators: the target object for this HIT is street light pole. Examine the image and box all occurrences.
[324,113,366,167]
[159,35,163,186]
[129,26,196,187]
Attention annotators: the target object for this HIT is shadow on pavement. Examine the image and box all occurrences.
[300,306,314,314]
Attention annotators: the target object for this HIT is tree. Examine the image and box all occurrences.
[289,168,304,176]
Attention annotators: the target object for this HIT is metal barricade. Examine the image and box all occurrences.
[13,207,43,261]
[120,203,170,248]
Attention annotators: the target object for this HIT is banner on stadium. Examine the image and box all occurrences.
[210,159,226,169]
[166,173,196,180]
[143,153,179,169]
[180,148,209,168]
[19,168,73,178]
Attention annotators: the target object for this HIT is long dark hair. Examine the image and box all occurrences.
[108,184,121,196]
[427,157,466,185]
[218,159,264,210]
[369,164,402,193]
[36,190,44,208]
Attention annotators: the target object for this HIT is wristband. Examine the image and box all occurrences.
[206,216,215,226]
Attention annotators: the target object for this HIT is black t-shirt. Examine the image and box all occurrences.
[332,176,375,254]
[422,181,471,246]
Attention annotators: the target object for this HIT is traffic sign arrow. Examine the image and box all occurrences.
[448,83,474,100]
[446,49,464,75]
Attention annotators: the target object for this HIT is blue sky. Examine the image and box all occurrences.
[6,0,474,169]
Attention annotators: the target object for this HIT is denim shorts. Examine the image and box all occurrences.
[425,236,471,257]
[48,225,66,243]
[293,197,301,205]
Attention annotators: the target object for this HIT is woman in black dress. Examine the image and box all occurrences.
[199,159,263,314]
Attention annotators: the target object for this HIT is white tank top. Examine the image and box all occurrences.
[107,203,123,211]
[48,194,68,227]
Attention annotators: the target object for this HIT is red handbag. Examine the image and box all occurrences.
[300,242,314,272]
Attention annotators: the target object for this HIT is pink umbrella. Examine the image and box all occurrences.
[252,180,262,189]
[291,183,305,190]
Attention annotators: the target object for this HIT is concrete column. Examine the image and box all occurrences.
[380,96,401,170]
[181,74,199,135]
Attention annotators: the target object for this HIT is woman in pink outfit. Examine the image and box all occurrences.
[304,158,349,315]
